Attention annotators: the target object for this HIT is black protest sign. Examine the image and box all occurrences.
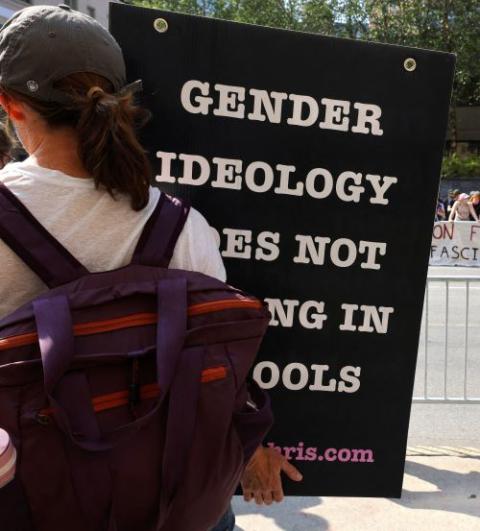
[110,3,455,497]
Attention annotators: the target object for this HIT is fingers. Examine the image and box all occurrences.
[243,491,253,503]
[241,447,303,507]
[243,490,280,505]
[281,460,303,482]
[272,488,284,503]
[262,491,273,505]
[270,473,284,503]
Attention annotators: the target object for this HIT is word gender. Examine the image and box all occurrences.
[180,80,384,136]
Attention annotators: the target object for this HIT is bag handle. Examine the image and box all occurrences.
[33,277,190,452]
[131,193,191,268]
[0,182,89,288]
[156,345,205,529]
[34,278,206,528]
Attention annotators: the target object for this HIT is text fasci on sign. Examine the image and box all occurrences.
[430,222,480,266]
[111,4,455,497]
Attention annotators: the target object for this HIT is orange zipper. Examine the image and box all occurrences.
[39,366,228,417]
[0,298,263,351]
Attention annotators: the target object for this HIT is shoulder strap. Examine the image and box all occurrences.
[131,192,191,268]
[0,182,89,288]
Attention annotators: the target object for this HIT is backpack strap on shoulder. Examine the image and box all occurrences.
[131,192,191,268]
[0,182,89,288]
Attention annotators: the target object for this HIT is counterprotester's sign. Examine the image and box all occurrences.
[111,4,455,497]
[431,222,480,266]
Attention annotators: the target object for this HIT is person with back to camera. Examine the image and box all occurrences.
[448,192,479,222]
[435,195,446,221]
[446,188,460,218]
[469,191,480,221]
[0,4,302,531]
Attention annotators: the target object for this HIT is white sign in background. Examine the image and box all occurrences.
[430,221,480,266]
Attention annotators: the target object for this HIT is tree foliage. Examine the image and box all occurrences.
[365,1,480,107]
[125,0,480,107]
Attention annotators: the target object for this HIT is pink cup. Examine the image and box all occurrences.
[0,429,16,488]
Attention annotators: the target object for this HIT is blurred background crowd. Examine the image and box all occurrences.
[436,189,480,222]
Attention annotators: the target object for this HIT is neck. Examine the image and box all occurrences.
[20,123,91,179]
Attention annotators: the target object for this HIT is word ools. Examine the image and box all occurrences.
[180,80,384,136]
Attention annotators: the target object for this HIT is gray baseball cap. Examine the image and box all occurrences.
[0,4,128,104]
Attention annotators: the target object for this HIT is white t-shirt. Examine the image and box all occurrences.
[0,161,226,319]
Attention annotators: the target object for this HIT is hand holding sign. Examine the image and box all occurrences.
[241,445,303,505]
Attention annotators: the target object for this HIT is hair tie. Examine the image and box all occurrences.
[87,86,104,99]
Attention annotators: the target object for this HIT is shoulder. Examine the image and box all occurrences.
[0,162,26,186]
[169,199,226,282]
[184,205,216,234]
[162,193,215,239]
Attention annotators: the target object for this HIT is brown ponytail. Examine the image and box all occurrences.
[0,72,152,211]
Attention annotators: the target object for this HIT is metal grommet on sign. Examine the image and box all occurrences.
[48,31,56,38]
[404,58,417,72]
[153,18,168,33]
[27,80,39,92]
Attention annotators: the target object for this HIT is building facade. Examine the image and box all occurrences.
[0,0,121,28]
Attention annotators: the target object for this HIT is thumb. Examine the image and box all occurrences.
[281,460,303,482]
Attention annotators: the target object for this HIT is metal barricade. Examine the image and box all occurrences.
[413,276,480,403]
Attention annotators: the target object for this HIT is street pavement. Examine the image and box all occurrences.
[231,454,480,530]
[411,265,480,447]
[416,265,480,401]
[234,266,480,530]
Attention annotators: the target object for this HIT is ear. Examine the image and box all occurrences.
[0,93,25,121]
